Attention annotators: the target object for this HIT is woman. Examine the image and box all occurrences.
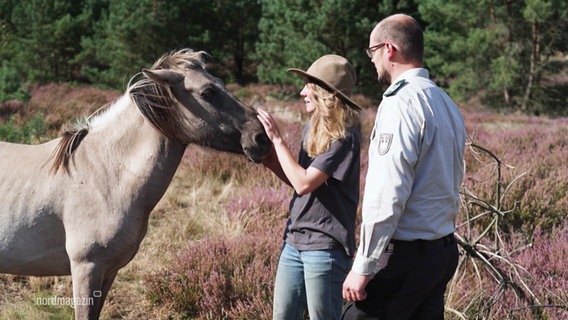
[257,54,362,320]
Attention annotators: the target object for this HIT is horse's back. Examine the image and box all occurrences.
[0,139,59,167]
[0,139,71,276]
[0,140,61,210]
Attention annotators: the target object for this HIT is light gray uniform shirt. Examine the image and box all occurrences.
[352,68,466,276]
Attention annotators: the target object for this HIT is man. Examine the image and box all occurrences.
[342,13,467,320]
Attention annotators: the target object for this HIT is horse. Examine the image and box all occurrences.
[0,49,271,319]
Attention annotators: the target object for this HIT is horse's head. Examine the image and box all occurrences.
[130,49,271,163]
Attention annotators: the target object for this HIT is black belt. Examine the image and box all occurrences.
[390,234,455,251]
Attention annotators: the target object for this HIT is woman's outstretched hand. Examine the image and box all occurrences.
[256,108,283,144]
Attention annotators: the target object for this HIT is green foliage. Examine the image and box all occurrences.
[75,0,263,88]
[1,0,262,91]
[76,0,163,88]
[419,0,498,98]
[0,61,29,102]
[256,0,404,96]
[0,0,566,114]
[419,0,568,114]
[0,113,48,144]
[8,0,90,83]
[205,0,262,84]
[256,0,328,85]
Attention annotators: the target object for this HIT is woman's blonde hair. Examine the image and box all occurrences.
[305,83,360,158]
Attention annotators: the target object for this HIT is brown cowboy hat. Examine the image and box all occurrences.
[288,54,362,110]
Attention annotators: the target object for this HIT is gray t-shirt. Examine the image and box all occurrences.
[284,124,360,256]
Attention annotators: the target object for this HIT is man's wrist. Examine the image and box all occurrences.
[351,254,377,277]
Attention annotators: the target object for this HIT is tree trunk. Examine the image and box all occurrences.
[521,21,540,112]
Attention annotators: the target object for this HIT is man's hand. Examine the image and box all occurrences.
[343,270,371,301]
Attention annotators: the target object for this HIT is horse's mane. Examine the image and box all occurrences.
[50,121,90,174]
[50,48,207,174]
[128,49,207,141]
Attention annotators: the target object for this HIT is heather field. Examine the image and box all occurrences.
[0,84,566,319]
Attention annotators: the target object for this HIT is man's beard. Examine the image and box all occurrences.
[377,69,391,86]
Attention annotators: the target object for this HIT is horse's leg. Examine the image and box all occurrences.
[69,261,109,320]
[96,270,118,317]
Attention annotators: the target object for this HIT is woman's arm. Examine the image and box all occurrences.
[260,144,292,187]
[257,108,329,195]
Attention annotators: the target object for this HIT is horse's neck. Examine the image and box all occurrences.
[87,96,186,198]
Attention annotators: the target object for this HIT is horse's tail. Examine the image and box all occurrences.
[50,127,89,174]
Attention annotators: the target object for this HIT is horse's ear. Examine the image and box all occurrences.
[142,69,184,87]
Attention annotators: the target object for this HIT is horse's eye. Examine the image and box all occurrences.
[200,87,215,101]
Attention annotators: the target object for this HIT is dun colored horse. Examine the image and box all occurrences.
[0,49,271,319]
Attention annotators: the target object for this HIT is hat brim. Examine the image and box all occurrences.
[287,68,362,111]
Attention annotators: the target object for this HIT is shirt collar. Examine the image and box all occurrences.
[383,68,429,97]
[393,68,429,84]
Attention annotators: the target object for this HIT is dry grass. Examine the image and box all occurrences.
[0,84,294,319]
[0,148,281,319]
[1,83,566,319]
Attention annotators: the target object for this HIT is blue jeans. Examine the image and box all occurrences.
[273,243,351,320]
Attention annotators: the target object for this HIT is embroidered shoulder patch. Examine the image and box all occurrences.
[383,79,406,97]
[378,133,393,155]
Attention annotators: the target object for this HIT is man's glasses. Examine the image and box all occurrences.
[365,43,386,58]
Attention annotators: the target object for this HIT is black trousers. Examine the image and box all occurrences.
[342,234,458,320]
